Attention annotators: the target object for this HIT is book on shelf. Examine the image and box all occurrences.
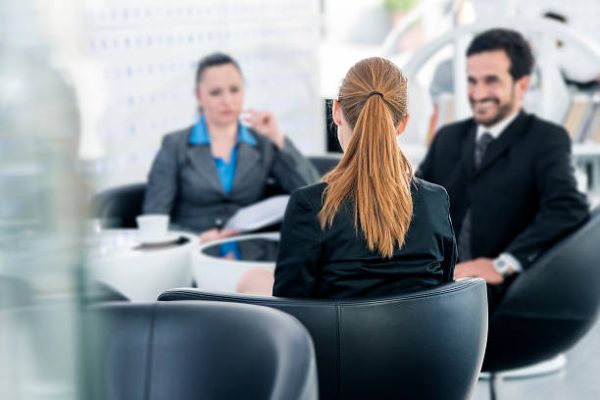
[562,95,593,142]
[585,95,600,144]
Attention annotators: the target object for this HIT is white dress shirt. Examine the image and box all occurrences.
[476,111,519,141]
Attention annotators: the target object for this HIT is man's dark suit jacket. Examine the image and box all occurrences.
[418,111,589,269]
[273,178,456,299]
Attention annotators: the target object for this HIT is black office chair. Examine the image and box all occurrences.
[92,182,146,228]
[307,155,340,176]
[262,155,339,199]
[160,279,488,400]
[483,207,600,397]
[83,301,318,400]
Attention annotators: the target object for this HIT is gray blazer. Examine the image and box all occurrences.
[143,126,320,233]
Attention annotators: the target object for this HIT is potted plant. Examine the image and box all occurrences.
[385,0,420,25]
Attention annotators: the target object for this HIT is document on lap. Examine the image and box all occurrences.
[224,195,290,232]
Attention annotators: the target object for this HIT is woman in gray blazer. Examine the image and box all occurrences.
[143,53,319,240]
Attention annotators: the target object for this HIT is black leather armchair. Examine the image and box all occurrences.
[307,155,340,176]
[84,301,317,400]
[483,207,600,373]
[159,279,488,400]
[92,182,145,228]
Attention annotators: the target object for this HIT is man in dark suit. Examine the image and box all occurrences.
[418,28,589,310]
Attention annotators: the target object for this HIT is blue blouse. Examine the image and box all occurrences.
[189,115,257,195]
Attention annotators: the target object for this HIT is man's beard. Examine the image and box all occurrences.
[477,100,513,127]
[470,87,516,127]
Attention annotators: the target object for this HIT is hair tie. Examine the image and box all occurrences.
[367,91,384,99]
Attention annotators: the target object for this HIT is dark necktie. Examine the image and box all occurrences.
[474,133,494,168]
[457,133,494,261]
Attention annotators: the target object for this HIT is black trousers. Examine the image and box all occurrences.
[486,274,518,316]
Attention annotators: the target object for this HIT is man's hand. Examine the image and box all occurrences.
[454,257,504,284]
[241,109,285,149]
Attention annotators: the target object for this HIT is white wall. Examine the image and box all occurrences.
[83,0,323,190]
[474,0,600,41]
[322,0,391,45]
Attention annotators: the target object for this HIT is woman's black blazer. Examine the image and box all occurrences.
[273,177,457,299]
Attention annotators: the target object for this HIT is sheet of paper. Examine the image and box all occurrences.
[224,195,290,232]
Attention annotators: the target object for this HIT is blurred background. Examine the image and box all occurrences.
[1,0,599,398]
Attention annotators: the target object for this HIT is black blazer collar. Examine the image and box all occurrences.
[476,111,530,175]
[460,123,477,179]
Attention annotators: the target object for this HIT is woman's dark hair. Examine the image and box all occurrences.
[466,28,534,81]
[195,52,242,85]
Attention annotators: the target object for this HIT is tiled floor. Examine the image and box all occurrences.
[471,319,600,399]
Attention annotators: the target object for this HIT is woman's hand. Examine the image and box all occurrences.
[241,109,285,149]
[199,228,239,244]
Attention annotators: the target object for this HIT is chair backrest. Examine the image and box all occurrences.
[83,302,317,400]
[484,208,600,372]
[308,155,340,176]
[92,183,146,228]
[160,279,488,400]
[264,155,341,198]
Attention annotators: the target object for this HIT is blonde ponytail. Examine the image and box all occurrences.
[319,57,413,258]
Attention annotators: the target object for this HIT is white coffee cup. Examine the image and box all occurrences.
[136,214,169,242]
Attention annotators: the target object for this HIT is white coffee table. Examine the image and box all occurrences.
[193,232,279,293]
[87,229,196,301]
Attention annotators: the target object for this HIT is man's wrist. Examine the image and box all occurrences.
[492,253,522,277]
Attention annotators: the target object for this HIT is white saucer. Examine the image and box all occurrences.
[138,233,180,246]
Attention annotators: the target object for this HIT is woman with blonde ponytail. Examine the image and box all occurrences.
[273,57,456,298]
